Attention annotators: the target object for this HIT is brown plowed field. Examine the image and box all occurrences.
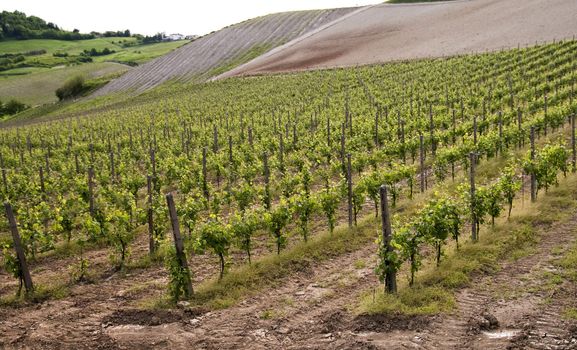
[219,0,577,79]
[94,7,358,96]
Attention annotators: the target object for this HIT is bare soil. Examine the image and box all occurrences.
[220,0,577,79]
[2,197,577,349]
[95,7,358,96]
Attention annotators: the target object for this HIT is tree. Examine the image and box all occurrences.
[320,188,340,234]
[394,224,424,286]
[55,75,86,101]
[351,183,365,225]
[499,164,521,218]
[361,172,381,217]
[106,208,133,270]
[199,215,232,280]
[231,210,260,264]
[291,192,318,242]
[485,182,504,226]
[264,203,291,254]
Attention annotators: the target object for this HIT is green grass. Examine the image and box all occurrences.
[0,280,69,307]
[0,37,185,107]
[358,171,577,316]
[204,43,275,78]
[563,308,577,320]
[0,38,135,55]
[359,285,455,315]
[0,37,185,67]
[0,62,130,106]
[92,41,185,65]
[142,185,428,310]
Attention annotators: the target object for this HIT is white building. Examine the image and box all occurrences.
[165,33,185,41]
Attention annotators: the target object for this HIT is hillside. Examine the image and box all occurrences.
[0,37,184,106]
[0,62,130,106]
[219,0,577,78]
[1,39,577,349]
[93,7,359,95]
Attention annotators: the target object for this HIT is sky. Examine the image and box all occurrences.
[2,0,382,36]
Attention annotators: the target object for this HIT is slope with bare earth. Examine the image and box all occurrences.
[93,7,359,96]
[219,0,577,78]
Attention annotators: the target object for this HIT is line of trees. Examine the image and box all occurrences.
[0,11,94,41]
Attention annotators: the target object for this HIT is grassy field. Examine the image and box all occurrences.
[0,37,137,55]
[0,37,186,67]
[91,40,185,65]
[0,62,130,106]
[0,37,186,107]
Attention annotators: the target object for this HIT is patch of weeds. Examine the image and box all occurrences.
[358,285,455,315]
[260,308,284,320]
[551,245,565,256]
[562,307,577,320]
[354,259,366,269]
[360,168,577,316]
[0,282,69,307]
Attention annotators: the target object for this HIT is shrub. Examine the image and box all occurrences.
[0,99,28,116]
[55,75,86,101]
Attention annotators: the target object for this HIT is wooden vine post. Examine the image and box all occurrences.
[498,111,503,155]
[2,169,8,195]
[5,202,34,294]
[346,153,353,228]
[166,193,193,297]
[374,109,379,148]
[279,133,285,174]
[429,105,436,156]
[88,167,95,218]
[473,115,478,145]
[202,147,209,201]
[263,152,271,210]
[452,109,457,145]
[379,185,396,293]
[39,166,45,195]
[571,114,577,172]
[110,151,116,180]
[420,134,425,192]
[517,109,523,148]
[147,175,155,255]
[543,94,548,136]
[469,152,478,242]
[530,126,536,202]
[213,125,218,153]
[74,153,80,174]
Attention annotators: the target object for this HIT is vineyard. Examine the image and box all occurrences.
[1,39,577,348]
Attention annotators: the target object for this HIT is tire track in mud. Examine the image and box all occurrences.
[102,242,381,349]
[376,210,577,350]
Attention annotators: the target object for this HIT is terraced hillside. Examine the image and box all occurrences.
[94,7,358,95]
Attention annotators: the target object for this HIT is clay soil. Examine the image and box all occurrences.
[219,0,577,79]
[1,196,577,349]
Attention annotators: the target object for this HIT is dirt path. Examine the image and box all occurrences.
[101,241,380,349]
[2,188,577,349]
